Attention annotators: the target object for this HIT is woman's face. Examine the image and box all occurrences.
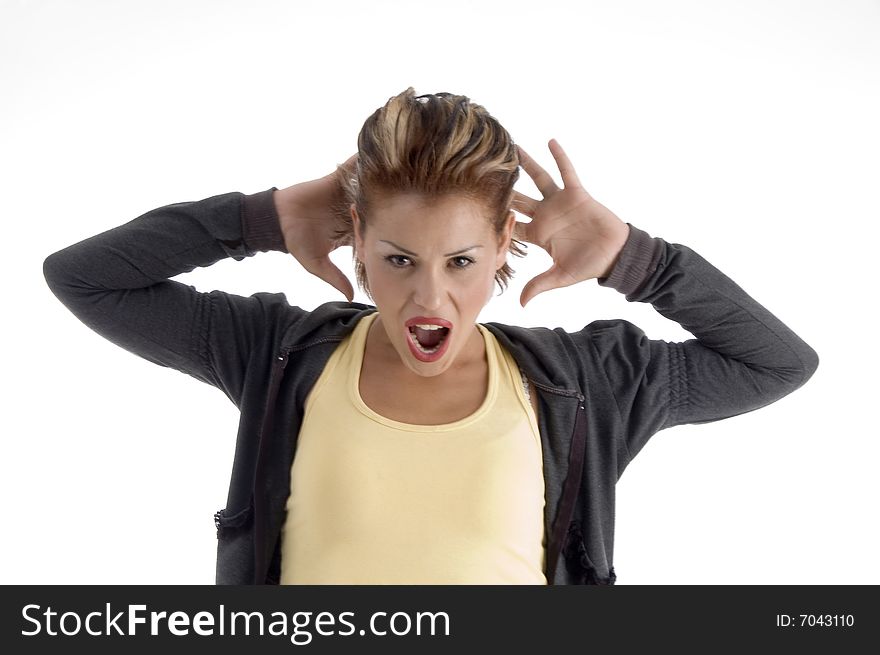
[353,192,515,378]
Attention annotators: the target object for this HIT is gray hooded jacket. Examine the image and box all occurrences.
[43,187,819,584]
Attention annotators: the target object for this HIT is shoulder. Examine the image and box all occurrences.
[483,318,647,356]
[279,300,377,349]
[482,318,650,393]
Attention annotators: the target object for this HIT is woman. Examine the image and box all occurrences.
[43,88,819,585]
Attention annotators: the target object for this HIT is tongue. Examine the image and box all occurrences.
[414,326,447,348]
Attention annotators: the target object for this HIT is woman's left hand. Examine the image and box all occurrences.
[512,139,631,307]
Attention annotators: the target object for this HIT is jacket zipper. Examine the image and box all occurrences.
[544,395,588,584]
[252,349,290,584]
[501,366,589,584]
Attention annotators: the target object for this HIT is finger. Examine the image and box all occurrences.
[311,257,355,302]
[519,264,573,308]
[511,190,538,218]
[512,220,533,244]
[332,153,358,180]
[547,139,583,190]
[516,144,559,198]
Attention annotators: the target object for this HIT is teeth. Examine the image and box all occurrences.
[413,324,444,330]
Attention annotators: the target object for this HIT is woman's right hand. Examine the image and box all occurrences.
[273,154,358,301]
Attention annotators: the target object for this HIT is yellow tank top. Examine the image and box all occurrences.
[279,312,546,584]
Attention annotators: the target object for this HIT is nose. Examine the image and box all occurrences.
[411,265,446,312]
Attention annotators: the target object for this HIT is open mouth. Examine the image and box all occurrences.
[407,324,451,355]
[403,317,454,362]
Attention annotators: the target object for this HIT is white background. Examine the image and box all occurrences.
[3,0,878,584]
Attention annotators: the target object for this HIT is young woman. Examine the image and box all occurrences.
[43,88,819,585]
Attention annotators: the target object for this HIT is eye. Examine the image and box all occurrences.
[385,254,412,268]
[450,256,475,269]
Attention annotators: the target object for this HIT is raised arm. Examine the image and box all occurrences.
[589,223,818,466]
[42,156,358,408]
[513,139,818,469]
[42,187,296,407]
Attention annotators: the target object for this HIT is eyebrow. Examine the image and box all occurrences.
[379,240,484,257]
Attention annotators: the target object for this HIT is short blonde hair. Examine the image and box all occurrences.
[331,87,526,299]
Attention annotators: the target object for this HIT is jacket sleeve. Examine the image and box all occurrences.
[42,187,299,408]
[587,223,819,468]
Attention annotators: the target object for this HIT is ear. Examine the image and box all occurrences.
[351,204,365,263]
[495,210,516,269]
